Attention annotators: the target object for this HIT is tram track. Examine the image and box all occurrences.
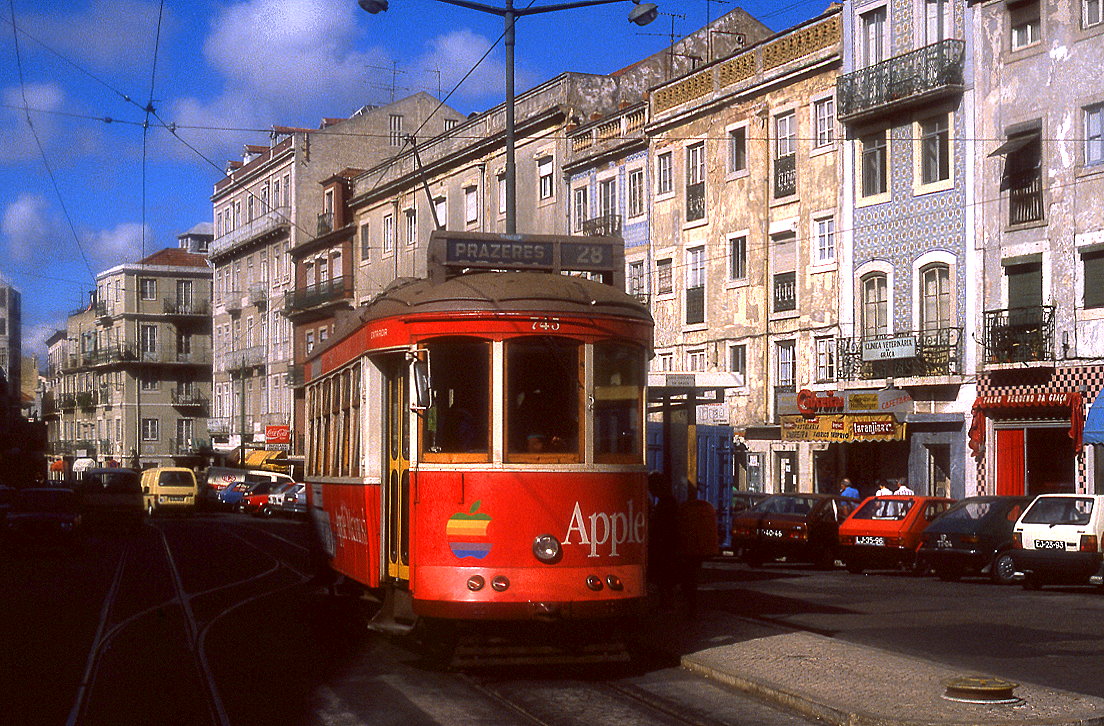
[64,517,313,726]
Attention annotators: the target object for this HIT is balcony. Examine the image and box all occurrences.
[207,417,231,435]
[836,328,963,381]
[95,301,116,320]
[172,388,209,407]
[317,211,334,236]
[163,298,211,317]
[582,214,622,237]
[774,154,796,198]
[210,206,290,260]
[837,39,965,123]
[283,276,351,314]
[248,284,267,307]
[686,182,706,223]
[984,306,1054,364]
[285,365,305,388]
[226,345,266,371]
[59,394,76,410]
[1007,170,1044,225]
[76,391,95,409]
[773,272,796,313]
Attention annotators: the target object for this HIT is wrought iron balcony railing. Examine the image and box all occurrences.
[207,417,231,435]
[172,389,209,407]
[983,306,1054,364]
[581,214,622,237]
[774,154,796,198]
[1007,170,1044,225]
[773,271,796,312]
[837,39,965,122]
[163,298,211,317]
[836,327,963,381]
[283,276,351,313]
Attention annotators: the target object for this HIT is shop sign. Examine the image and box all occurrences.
[777,389,845,416]
[862,336,916,362]
[696,403,729,425]
[665,373,696,387]
[780,413,906,442]
[265,424,291,445]
[975,393,1071,408]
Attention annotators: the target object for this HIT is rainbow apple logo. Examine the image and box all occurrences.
[446,500,493,559]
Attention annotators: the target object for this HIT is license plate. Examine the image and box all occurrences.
[936,535,953,549]
[1034,539,1067,550]
[762,529,783,538]
[856,536,885,546]
[168,495,185,502]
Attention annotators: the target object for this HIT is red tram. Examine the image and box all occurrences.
[304,232,652,627]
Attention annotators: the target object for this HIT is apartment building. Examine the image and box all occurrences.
[643,8,843,497]
[831,0,977,498]
[44,237,212,469]
[0,280,20,435]
[209,94,466,458]
[970,0,1104,496]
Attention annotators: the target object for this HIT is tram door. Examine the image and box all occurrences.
[384,359,411,582]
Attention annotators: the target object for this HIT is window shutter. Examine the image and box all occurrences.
[1006,261,1042,308]
[1084,251,1104,309]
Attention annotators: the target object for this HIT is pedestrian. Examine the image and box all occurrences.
[675,482,718,618]
[875,480,892,496]
[647,471,679,611]
[894,480,914,495]
[839,477,860,500]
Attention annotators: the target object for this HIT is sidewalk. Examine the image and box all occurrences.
[642,604,1104,726]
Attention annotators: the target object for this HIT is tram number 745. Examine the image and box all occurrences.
[530,317,561,331]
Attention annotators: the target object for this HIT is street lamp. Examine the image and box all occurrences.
[357,0,658,234]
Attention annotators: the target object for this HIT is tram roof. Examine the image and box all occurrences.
[356,271,652,324]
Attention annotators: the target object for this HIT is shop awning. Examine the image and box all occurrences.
[49,459,65,472]
[969,391,1084,458]
[244,449,288,472]
[1084,389,1104,445]
[780,414,906,442]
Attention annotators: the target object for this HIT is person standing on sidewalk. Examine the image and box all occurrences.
[839,477,860,500]
[894,479,914,495]
[647,471,679,610]
[676,482,718,618]
[875,480,892,496]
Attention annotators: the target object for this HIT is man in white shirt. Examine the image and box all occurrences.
[875,481,892,496]
[894,480,914,495]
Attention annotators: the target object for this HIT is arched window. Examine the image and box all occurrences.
[861,272,888,337]
[920,263,952,331]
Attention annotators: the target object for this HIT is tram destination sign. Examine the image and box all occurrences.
[429,230,623,285]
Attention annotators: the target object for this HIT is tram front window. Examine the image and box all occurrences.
[506,337,581,458]
[423,337,490,458]
[594,341,645,463]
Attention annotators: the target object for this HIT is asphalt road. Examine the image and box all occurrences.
[702,557,1104,699]
[0,514,822,726]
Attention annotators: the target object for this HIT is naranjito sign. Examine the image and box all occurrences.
[777,388,912,442]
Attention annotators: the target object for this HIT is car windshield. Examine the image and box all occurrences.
[1021,497,1093,526]
[939,499,999,523]
[754,496,818,515]
[853,498,913,521]
[15,489,78,512]
[248,482,273,495]
[158,471,195,487]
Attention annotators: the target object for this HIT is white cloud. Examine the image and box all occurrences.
[1,194,62,261]
[86,222,152,269]
[0,83,66,163]
[411,29,529,102]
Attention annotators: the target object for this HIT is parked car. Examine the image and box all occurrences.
[731,490,770,515]
[731,493,860,568]
[277,483,307,518]
[73,468,144,530]
[236,480,284,516]
[918,495,1031,584]
[838,496,955,574]
[141,467,199,517]
[1011,494,1104,590]
[5,487,82,548]
[216,470,295,510]
[255,481,297,517]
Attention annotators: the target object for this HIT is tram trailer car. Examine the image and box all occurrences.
[305,267,653,625]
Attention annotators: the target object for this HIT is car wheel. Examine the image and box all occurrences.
[990,552,1017,585]
[936,568,961,582]
[260,505,274,518]
[147,502,155,518]
[846,561,863,575]
[743,552,764,568]
[1022,573,1042,590]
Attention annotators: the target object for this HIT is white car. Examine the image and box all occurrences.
[1011,494,1104,590]
[278,483,307,518]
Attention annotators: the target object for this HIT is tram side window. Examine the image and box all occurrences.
[506,337,581,457]
[423,337,490,458]
[593,341,646,463]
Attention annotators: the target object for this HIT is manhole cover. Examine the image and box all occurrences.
[942,676,1022,705]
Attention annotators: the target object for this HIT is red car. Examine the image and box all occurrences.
[236,480,287,516]
[838,496,954,574]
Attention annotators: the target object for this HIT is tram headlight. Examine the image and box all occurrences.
[586,575,604,591]
[491,575,510,592]
[605,575,624,591]
[532,534,563,564]
[467,575,485,591]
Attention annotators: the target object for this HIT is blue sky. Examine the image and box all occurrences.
[0,0,826,356]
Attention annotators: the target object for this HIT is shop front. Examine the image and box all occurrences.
[778,388,915,499]
[969,390,1084,496]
